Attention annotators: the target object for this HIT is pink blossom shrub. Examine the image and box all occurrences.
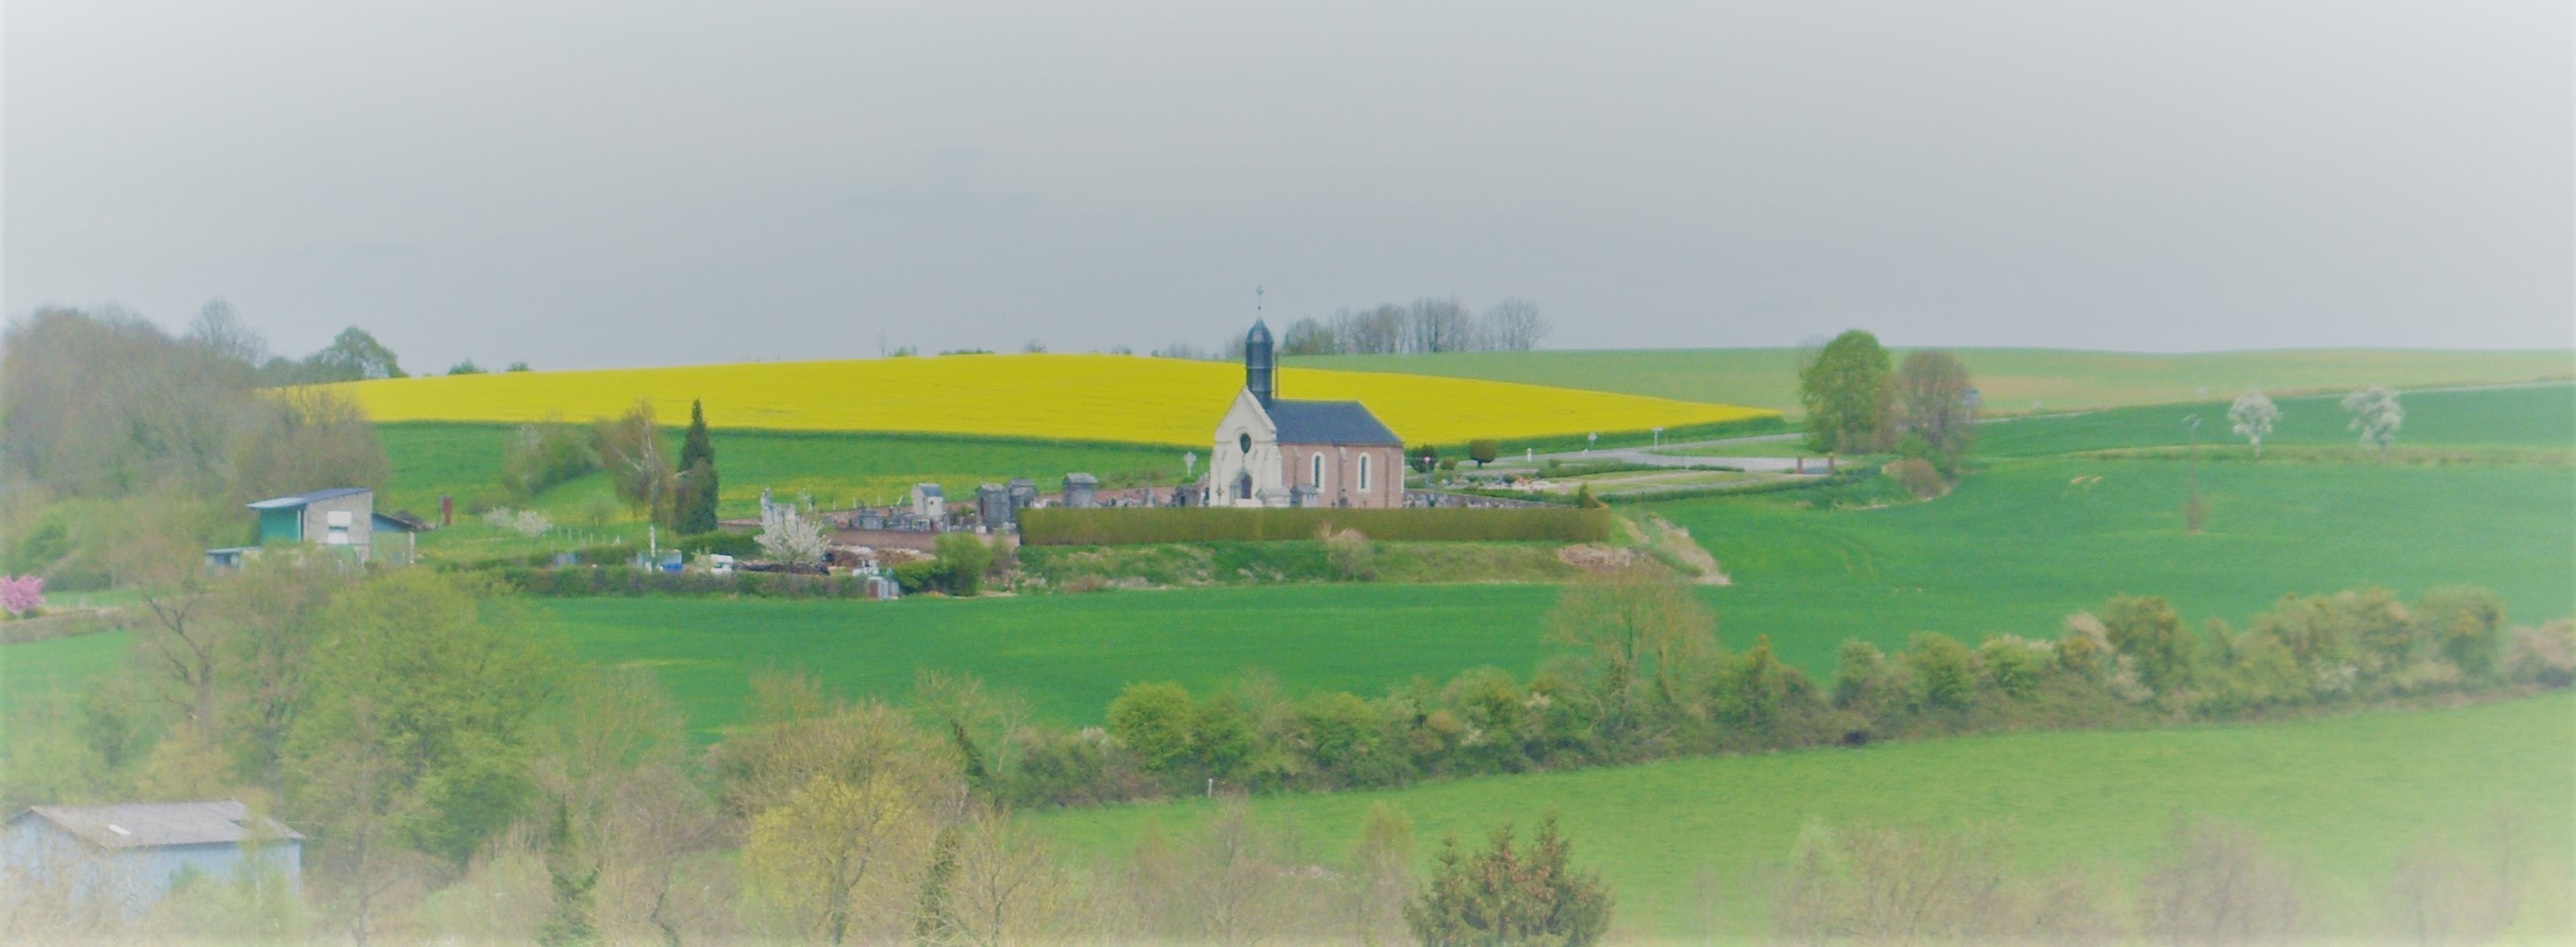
[0,575,43,617]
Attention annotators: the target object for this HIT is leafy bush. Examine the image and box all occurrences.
[1020,507,1612,545]
[1107,682,1197,774]
[1323,527,1376,581]
[2415,586,2506,679]
[1978,635,2053,700]
[498,422,597,499]
[1883,458,1947,499]
[929,533,994,596]
[2102,596,2194,694]
[891,560,941,595]
[1908,633,1979,709]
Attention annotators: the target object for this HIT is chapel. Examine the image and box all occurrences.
[1207,321,1406,508]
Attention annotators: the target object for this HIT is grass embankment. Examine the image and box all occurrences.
[332,353,1774,446]
[1030,691,2576,940]
[1293,348,2575,414]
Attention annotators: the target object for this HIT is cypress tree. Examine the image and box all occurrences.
[676,399,720,534]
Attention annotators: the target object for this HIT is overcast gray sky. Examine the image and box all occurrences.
[6,2,2569,371]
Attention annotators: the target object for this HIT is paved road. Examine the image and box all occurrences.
[1490,431,1819,474]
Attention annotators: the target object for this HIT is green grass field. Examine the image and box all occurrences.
[1030,691,2576,939]
[13,389,2568,736]
[539,586,1562,735]
[1293,348,2574,415]
[376,423,1185,522]
[1976,382,2576,458]
[1665,455,2576,675]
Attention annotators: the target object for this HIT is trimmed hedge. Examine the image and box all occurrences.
[1017,506,1613,546]
[496,566,886,599]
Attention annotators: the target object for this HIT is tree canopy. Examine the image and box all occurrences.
[1799,330,1893,454]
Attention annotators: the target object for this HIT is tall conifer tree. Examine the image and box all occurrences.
[676,399,720,534]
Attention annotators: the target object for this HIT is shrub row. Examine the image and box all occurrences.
[0,608,127,644]
[968,584,2572,809]
[496,566,889,599]
[1017,506,1612,546]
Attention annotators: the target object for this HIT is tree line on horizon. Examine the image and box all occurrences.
[1157,296,1551,360]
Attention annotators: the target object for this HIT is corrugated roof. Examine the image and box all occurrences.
[12,800,303,849]
[1267,399,1402,446]
[244,487,371,510]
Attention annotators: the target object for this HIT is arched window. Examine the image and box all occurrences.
[1238,432,1253,454]
[1357,453,1372,492]
[1311,453,1324,487]
[1235,472,1253,501]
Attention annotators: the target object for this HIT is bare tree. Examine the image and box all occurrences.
[1172,803,1309,947]
[936,808,1082,947]
[229,388,391,500]
[1407,296,1480,353]
[1335,304,1408,355]
[1775,821,2017,943]
[1343,803,1416,947]
[1891,350,1978,463]
[129,535,228,744]
[2138,818,2305,945]
[186,298,272,366]
[1481,297,1550,350]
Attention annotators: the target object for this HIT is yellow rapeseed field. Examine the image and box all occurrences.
[331,354,1773,445]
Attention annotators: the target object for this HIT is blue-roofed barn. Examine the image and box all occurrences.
[1209,320,1406,507]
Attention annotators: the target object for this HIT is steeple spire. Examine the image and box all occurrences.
[1245,314,1275,406]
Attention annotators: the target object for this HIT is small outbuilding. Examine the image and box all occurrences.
[2,800,302,917]
[244,488,419,565]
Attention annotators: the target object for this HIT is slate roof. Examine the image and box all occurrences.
[244,487,371,511]
[373,511,431,533]
[1267,399,1402,446]
[12,800,303,849]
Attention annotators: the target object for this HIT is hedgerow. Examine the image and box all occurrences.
[1018,507,1612,545]
[968,583,2572,809]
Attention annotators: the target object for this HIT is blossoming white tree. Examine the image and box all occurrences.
[756,504,830,566]
[2228,390,2279,459]
[2341,385,2403,460]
